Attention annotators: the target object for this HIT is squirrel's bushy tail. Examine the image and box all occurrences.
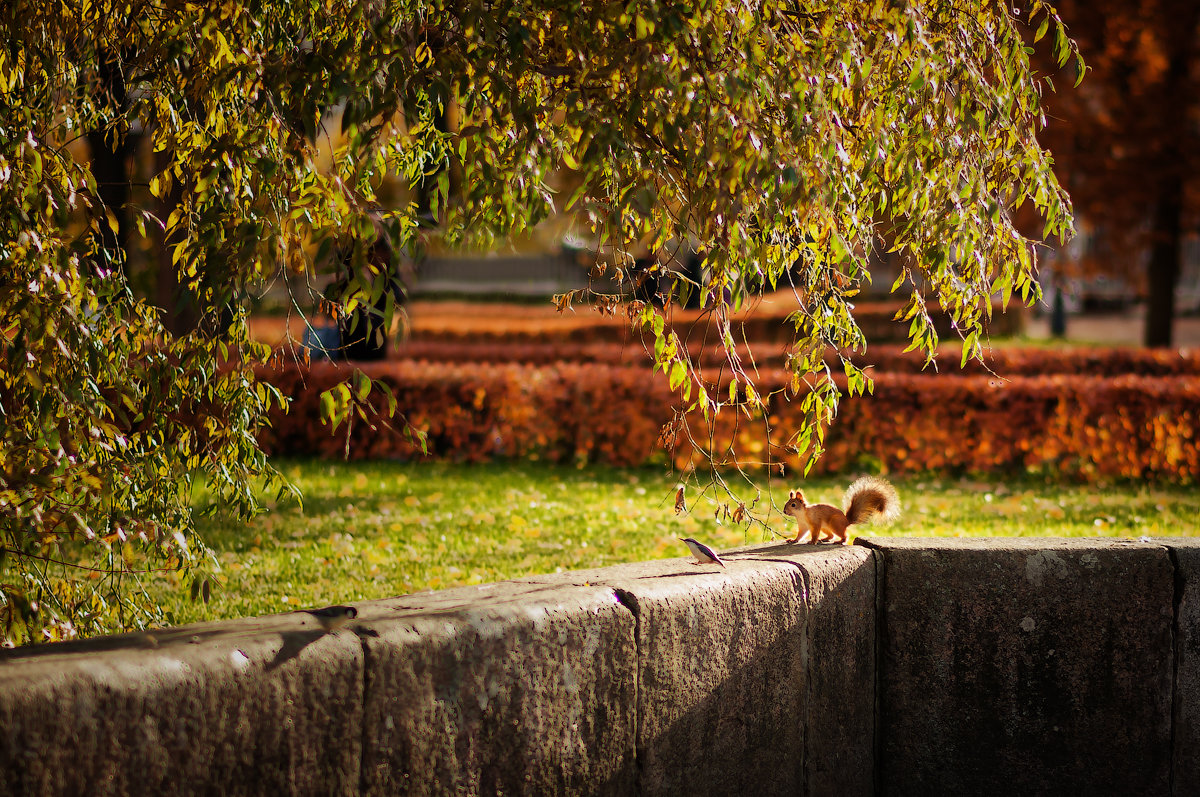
[844,476,901,526]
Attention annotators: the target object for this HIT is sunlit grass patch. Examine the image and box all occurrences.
[148,461,1200,627]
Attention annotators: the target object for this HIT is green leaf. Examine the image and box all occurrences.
[320,391,336,426]
[353,370,371,402]
[1034,15,1050,43]
[669,360,687,390]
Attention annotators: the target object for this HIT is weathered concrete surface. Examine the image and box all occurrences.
[6,538,1185,797]
[0,612,363,797]
[354,581,637,796]
[1163,539,1200,796]
[530,542,876,797]
[860,538,1174,797]
[0,546,877,797]
[797,544,876,796]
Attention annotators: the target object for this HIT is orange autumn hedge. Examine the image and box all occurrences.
[693,372,1200,482]
[257,361,1200,481]
[410,299,1023,345]
[257,361,675,466]
[394,340,1200,376]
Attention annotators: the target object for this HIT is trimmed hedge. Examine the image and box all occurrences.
[393,341,1200,377]
[737,372,1200,482]
[258,361,673,466]
[257,361,1200,481]
[409,299,1023,345]
[872,347,1200,377]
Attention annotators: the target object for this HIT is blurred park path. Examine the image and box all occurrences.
[1025,310,1200,348]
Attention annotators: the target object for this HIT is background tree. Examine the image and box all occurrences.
[1036,0,1200,347]
[1,0,1077,644]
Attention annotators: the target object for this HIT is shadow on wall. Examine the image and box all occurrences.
[591,543,876,797]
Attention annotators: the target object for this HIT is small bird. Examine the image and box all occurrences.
[680,537,726,569]
[302,605,359,633]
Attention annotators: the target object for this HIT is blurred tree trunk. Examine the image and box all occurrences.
[1144,4,1199,348]
[85,48,133,277]
[1035,0,1200,348]
[153,149,198,335]
[1146,179,1182,347]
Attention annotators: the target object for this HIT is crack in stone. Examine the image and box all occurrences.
[612,588,643,794]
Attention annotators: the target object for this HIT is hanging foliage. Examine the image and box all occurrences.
[0,0,1078,643]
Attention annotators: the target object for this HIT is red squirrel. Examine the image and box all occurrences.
[783,476,900,544]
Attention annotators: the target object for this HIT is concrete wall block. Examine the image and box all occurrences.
[1162,539,1200,796]
[617,558,807,797]
[862,538,1174,797]
[530,543,876,797]
[354,581,637,796]
[0,614,364,797]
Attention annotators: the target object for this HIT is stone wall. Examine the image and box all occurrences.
[1,539,1196,795]
[861,538,1176,796]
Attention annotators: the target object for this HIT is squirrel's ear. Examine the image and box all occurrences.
[788,490,796,499]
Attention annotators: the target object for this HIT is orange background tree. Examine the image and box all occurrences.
[1036,0,1200,347]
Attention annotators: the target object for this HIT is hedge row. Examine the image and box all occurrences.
[392,341,1200,377]
[410,300,1023,345]
[874,346,1200,376]
[257,362,1200,481]
[736,372,1200,482]
[257,361,673,466]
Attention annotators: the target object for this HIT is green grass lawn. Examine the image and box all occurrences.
[148,461,1200,627]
